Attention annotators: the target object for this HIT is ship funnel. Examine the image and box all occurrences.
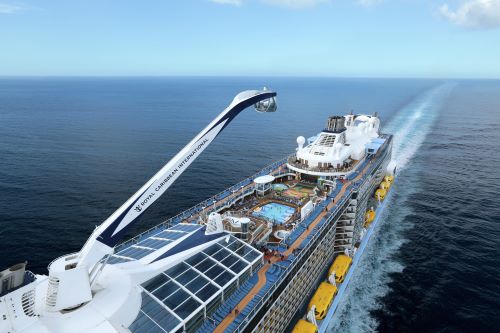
[254,87,277,113]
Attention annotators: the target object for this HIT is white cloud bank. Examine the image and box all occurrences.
[0,3,23,13]
[440,0,500,28]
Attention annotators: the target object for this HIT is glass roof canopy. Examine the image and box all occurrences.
[108,224,203,265]
[129,235,262,333]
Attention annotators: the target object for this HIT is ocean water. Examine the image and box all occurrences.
[0,77,499,332]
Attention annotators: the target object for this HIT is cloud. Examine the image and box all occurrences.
[0,3,23,13]
[440,0,500,28]
[209,0,243,5]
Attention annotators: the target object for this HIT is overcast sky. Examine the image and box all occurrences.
[0,0,499,78]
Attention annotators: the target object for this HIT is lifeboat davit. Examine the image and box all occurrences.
[374,188,386,200]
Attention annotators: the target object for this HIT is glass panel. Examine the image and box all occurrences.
[134,293,182,333]
[185,276,210,294]
[212,248,231,262]
[163,289,190,309]
[214,271,234,287]
[196,283,219,301]
[205,265,225,280]
[176,268,198,285]
[170,224,201,232]
[143,274,169,292]
[139,238,172,249]
[165,263,189,279]
[203,244,222,256]
[152,281,178,301]
[156,230,186,241]
[129,311,162,333]
[229,260,248,274]
[223,239,245,254]
[220,254,238,268]
[195,258,216,273]
[185,252,206,267]
[244,251,261,262]
[119,246,154,259]
[174,297,202,319]
[107,256,132,265]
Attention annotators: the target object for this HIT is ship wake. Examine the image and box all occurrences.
[325,83,455,333]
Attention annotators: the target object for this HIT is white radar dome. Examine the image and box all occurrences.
[297,136,305,146]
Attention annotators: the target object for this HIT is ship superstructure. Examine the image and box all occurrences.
[0,88,395,333]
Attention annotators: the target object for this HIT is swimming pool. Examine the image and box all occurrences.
[272,183,289,191]
[252,202,295,225]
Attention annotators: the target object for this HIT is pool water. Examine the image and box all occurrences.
[252,202,295,225]
[272,184,289,191]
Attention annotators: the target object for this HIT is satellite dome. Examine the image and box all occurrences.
[297,136,306,146]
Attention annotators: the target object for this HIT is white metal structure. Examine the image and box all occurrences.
[288,114,382,177]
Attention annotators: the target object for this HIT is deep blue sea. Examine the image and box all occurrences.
[0,77,499,332]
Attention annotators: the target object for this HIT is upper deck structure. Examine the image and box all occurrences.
[287,114,382,177]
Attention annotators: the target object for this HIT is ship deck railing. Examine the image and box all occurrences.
[287,156,359,174]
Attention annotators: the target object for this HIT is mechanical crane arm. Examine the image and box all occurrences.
[76,89,277,269]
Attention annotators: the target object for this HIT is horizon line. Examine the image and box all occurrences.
[0,75,499,80]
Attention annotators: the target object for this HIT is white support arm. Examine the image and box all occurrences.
[76,89,277,270]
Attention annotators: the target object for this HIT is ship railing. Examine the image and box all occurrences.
[287,156,357,174]
[232,188,355,332]
[115,155,294,251]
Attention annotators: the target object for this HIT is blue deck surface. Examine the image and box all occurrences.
[252,202,295,225]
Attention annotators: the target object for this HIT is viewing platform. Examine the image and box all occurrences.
[286,155,360,177]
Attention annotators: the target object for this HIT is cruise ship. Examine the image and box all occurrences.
[0,88,396,333]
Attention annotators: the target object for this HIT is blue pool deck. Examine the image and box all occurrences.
[252,202,295,225]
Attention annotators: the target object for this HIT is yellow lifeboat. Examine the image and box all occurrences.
[365,208,375,227]
[379,181,391,190]
[292,319,318,333]
[308,282,338,320]
[329,255,352,284]
[374,188,386,200]
[384,175,394,183]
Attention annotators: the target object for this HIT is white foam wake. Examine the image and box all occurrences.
[325,83,454,333]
